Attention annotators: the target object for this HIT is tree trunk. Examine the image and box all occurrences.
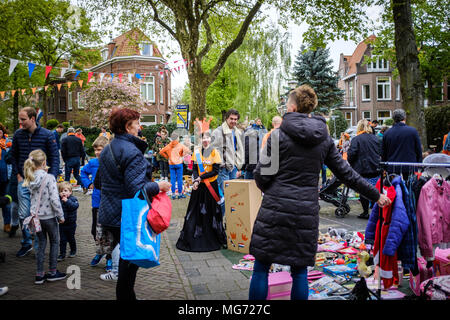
[188,68,208,129]
[392,0,427,149]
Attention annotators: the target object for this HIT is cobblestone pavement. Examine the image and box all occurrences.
[0,188,365,300]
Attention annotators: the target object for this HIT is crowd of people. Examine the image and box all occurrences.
[0,85,449,300]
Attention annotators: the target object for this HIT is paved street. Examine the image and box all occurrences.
[0,189,367,300]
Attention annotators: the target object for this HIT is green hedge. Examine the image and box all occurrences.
[77,123,178,156]
[424,104,450,152]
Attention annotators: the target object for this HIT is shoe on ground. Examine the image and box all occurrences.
[8,225,19,238]
[100,272,118,281]
[0,286,8,296]
[3,224,11,233]
[69,251,76,258]
[171,195,177,200]
[16,245,33,258]
[46,270,67,282]
[57,255,65,262]
[0,252,5,263]
[105,259,112,272]
[35,275,46,285]
[357,212,370,219]
[90,254,104,266]
[178,194,186,199]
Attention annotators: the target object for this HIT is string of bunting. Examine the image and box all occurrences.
[0,56,195,100]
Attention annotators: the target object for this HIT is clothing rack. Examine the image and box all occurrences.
[373,161,450,300]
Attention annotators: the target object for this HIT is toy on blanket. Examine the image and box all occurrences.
[357,251,372,278]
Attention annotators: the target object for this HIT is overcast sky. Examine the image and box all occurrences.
[83,1,383,91]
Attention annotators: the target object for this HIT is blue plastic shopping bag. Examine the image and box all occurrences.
[120,189,161,268]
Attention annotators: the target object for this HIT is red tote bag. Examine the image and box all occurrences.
[146,192,172,234]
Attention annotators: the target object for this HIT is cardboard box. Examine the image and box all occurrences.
[224,179,262,254]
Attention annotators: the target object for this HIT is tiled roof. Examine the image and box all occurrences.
[345,35,376,76]
[109,28,164,58]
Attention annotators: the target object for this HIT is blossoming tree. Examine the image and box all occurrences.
[81,81,146,127]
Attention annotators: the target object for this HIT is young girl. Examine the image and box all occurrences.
[23,149,66,284]
[176,126,227,252]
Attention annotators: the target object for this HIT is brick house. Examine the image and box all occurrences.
[337,35,449,127]
[337,35,403,126]
[45,28,172,127]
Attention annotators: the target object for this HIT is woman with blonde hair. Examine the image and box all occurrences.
[23,149,66,284]
[347,119,382,219]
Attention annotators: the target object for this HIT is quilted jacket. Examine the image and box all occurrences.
[96,133,159,228]
[365,176,410,256]
[250,112,381,268]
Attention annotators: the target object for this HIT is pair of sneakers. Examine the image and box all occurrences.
[90,254,112,271]
[57,251,76,261]
[35,270,67,285]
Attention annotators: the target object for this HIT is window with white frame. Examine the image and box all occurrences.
[367,57,389,72]
[101,48,108,61]
[362,84,370,101]
[160,115,164,124]
[140,76,155,102]
[68,91,72,111]
[77,92,85,109]
[345,112,352,126]
[377,110,391,124]
[362,111,371,120]
[140,42,153,56]
[396,83,401,101]
[348,81,354,106]
[377,77,391,100]
[160,84,164,104]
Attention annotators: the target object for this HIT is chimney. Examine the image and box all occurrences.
[107,38,116,59]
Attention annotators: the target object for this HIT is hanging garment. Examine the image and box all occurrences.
[397,178,419,272]
[416,178,450,260]
[366,176,410,289]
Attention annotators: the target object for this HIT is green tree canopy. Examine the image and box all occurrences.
[292,45,343,113]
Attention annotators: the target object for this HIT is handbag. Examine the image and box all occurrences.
[145,191,172,235]
[120,189,161,268]
[23,174,49,233]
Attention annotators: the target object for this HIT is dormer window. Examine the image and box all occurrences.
[140,42,153,56]
[101,48,108,61]
[367,56,389,72]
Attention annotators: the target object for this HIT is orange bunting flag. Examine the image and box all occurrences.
[0,91,5,99]
[45,66,53,79]
[87,72,93,83]
[11,90,16,97]
[78,80,83,88]
[32,87,37,95]
[21,89,26,95]
[67,81,72,89]
[57,84,62,91]
[44,85,49,91]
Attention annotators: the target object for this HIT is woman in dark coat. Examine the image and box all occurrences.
[347,119,382,219]
[95,108,170,300]
[248,85,391,300]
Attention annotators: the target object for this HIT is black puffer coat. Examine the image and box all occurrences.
[250,112,380,268]
[347,132,381,178]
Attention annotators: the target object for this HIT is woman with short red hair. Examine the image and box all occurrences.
[95,108,170,300]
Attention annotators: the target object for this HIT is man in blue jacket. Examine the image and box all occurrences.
[382,109,422,178]
[10,107,60,257]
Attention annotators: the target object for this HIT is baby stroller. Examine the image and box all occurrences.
[319,176,351,218]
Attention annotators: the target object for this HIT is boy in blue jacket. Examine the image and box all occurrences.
[57,181,79,261]
[80,136,111,268]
